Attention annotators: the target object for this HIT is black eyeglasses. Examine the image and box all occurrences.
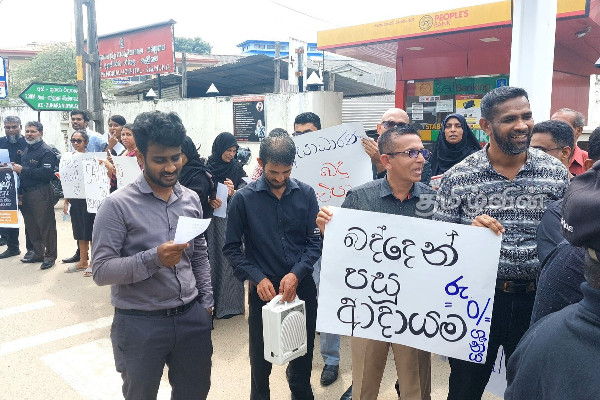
[70,139,84,144]
[382,121,408,130]
[386,149,430,159]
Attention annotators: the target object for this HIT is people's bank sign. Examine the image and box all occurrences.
[97,21,175,79]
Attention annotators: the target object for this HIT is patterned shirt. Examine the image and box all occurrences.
[433,145,569,281]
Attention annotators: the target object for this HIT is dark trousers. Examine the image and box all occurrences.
[20,183,57,262]
[447,289,535,400]
[248,276,317,400]
[110,302,213,400]
[0,227,19,251]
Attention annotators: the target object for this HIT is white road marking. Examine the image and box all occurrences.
[0,316,112,356]
[0,300,55,318]
[42,338,171,399]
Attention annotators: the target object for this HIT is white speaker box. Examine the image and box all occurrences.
[262,294,307,365]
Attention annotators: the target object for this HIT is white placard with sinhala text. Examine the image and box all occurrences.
[291,122,373,207]
[111,156,140,188]
[82,159,111,213]
[59,152,106,199]
[316,207,501,363]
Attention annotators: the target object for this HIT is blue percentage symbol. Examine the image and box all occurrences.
[467,297,491,326]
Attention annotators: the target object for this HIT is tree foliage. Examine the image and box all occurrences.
[174,37,212,55]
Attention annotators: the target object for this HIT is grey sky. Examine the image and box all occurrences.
[0,0,498,54]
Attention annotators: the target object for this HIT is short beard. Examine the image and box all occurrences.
[7,135,18,144]
[25,137,42,145]
[492,128,530,155]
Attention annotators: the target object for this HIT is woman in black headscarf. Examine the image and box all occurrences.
[206,132,247,319]
[179,136,213,218]
[430,113,482,177]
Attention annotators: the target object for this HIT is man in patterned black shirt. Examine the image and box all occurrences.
[433,86,569,400]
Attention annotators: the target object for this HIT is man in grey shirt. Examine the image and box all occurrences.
[317,124,434,400]
[92,111,213,400]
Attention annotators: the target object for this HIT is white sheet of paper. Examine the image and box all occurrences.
[242,177,253,184]
[0,149,9,165]
[112,142,125,155]
[213,183,229,218]
[173,216,211,244]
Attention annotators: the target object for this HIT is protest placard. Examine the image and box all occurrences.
[82,158,111,213]
[0,168,19,228]
[59,152,106,198]
[111,156,140,188]
[292,123,373,207]
[316,207,501,363]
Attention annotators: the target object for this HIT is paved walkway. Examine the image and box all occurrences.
[0,205,503,399]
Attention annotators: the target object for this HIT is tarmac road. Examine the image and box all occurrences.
[0,204,503,399]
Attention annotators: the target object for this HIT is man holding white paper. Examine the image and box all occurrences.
[92,111,213,400]
[317,124,435,400]
[224,134,322,400]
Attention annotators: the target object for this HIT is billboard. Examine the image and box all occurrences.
[98,22,175,79]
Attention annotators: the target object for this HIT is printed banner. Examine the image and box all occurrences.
[82,159,111,213]
[316,207,501,363]
[292,123,373,207]
[59,152,105,198]
[0,169,19,227]
[233,95,265,142]
[111,156,140,188]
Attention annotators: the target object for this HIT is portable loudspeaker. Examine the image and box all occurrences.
[262,294,307,365]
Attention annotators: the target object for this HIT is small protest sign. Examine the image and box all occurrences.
[82,159,111,213]
[292,123,372,206]
[316,207,501,363]
[111,156,140,188]
[59,152,106,198]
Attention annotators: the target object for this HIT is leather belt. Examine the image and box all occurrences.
[496,279,536,294]
[115,301,194,317]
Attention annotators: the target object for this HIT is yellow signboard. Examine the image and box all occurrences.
[318,0,589,50]
[557,0,589,17]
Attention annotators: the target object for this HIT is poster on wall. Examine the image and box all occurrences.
[455,95,483,129]
[233,95,265,142]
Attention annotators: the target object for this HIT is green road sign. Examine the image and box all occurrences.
[19,82,78,111]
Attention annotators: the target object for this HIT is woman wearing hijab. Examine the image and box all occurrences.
[206,132,247,319]
[430,113,482,177]
[179,136,213,219]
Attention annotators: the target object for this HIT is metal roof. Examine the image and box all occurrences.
[113,54,392,99]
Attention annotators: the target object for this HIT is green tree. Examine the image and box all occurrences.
[174,37,212,54]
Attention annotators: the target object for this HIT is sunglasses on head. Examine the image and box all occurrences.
[382,120,408,130]
[70,139,84,144]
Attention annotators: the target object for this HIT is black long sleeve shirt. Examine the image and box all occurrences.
[19,141,58,190]
[0,136,27,164]
[223,175,322,285]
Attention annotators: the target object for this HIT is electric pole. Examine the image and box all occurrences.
[74,0,104,133]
